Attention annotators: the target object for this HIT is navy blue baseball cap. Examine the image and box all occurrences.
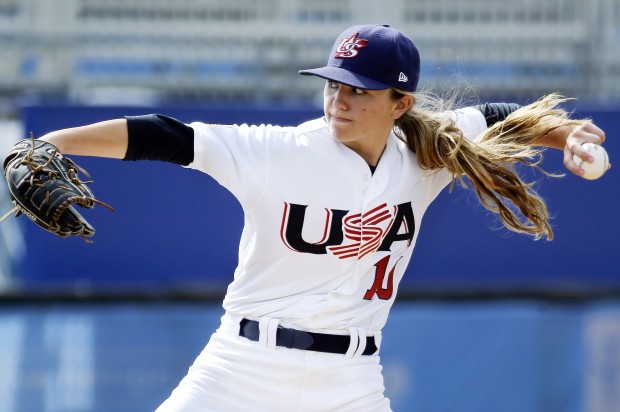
[299,24,420,92]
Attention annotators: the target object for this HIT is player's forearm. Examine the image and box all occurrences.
[473,102,588,150]
[532,125,573,149]
[40,119,129,159]
[534,121,605,150]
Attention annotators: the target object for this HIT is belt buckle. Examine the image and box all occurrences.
[277,327,314,350]
[240,318,260,341]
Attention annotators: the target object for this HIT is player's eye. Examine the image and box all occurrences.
[326,81,365,95]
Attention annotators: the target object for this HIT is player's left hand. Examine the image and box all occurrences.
[1,134,114,240]
[563,122,609,176]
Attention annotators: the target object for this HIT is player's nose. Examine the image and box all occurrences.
[331,87,349,110]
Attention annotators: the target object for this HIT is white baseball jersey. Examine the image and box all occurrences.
[186,107,487,333]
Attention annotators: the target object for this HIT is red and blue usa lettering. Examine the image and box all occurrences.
[280,202,415,300]
[280,202,414,259]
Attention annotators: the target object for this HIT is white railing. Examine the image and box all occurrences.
[0,0,617,104]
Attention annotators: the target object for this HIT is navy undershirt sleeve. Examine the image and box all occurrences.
[474,103,522,127]
[123,114,194,166]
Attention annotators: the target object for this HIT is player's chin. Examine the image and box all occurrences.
[327,121,353,141]
[329,128,353,143]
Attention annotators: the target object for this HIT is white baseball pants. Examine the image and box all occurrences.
[155,312,391,412]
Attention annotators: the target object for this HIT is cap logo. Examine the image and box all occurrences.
[334,33,368,58]
[398,72,408,83]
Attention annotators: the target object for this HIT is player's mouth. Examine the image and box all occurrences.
[329,113,352,123]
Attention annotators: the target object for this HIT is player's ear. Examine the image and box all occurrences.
[392,94,414,119]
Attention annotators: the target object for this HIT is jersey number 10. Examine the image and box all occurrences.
[363,256,403,300]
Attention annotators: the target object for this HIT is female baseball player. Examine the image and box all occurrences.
[37,24,607,411]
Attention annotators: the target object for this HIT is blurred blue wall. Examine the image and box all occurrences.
[13,103,619,294]
[1,300,619,412]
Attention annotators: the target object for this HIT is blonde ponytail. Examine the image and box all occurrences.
[394,92,587,240]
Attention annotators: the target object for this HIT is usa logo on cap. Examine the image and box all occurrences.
[334,33,368,58]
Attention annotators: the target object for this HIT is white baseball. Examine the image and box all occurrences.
[572,143,609,180]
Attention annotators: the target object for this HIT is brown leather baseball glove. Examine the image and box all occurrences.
[1,134,113,241]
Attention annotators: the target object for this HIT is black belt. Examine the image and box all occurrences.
[239,318,377,356]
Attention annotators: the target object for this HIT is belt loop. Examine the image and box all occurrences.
[266,318,280,349]
[373,331,382,355]
[353,328,367,358]
[345,327,359,359]
[258,317,272,347]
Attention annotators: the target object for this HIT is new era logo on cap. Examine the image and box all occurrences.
[298,24,421,93]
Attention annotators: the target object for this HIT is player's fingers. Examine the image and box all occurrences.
[568,139,594,162]
[565,122,605,162]
[563,148,584,176]
[563,134,596,176]
[564,138,589,171]
[563,122,609,176]
[571,121,606,144]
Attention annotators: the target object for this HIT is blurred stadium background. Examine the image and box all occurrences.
[0,0,619,411]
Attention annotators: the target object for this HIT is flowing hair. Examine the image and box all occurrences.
[392,90,587,240]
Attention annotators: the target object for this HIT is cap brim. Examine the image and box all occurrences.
[298,66,389,90]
